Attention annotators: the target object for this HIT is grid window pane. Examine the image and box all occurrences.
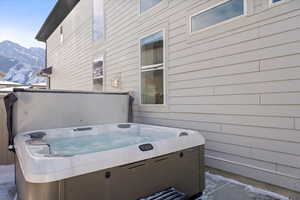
[93,0,104,41]
[141,69,164,104]
[141,31,163,67]
[140,0,161,13]
[191,0,244,32]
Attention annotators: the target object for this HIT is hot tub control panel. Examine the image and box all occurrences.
[139,143,154,151]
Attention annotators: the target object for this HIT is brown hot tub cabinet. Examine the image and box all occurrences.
[16,146,204,200]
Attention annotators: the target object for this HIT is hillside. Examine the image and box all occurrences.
[0,40,45,84]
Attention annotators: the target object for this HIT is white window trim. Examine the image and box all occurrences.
[139,0,163,15]
[139,29,166,106]
[189,0,247,35]
[141,63,163,71]
[269,0,290,7]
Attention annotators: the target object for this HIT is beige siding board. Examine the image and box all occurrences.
[168,62,259,80]
[295,118,300,130]
[135,116,221,132]
[215,79,300,95]
[261,92,300,105]
[261,54,300,71]
[206,141,252,159]
[206,140,300,169]
[169,87,214,97]
[222,124,300,142]
[170,67,300,89]
[206,150,277,171]
[169,94,260,105]
[202,131,299,155]
[135,112,294,129]
[251,148,300,169]
[276,165,300,179]
[206,156,300,192]
[170,104,300,117]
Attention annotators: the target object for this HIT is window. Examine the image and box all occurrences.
[140,0,162,13]
[93,56,104,91]
[93,56,104,79]
[271,0,283,3]
[60,26,63,43]
[140,31,164,105]
[93,0,104,41]
[191,0,245,33]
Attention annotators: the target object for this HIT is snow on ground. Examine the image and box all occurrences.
[198,172,289,200]
[0,165,16,200]
[0,165,289,200]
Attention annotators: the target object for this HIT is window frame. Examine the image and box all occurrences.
[189,0,247,34]
[139,30,166,106]
[269,0,289,6]
[139,0,163,15]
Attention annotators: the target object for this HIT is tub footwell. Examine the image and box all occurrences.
[16,146,205,200]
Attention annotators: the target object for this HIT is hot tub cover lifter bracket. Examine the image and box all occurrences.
[4,92,17,152]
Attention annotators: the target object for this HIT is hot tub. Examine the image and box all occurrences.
[15,123,205,200]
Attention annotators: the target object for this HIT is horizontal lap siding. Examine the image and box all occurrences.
[47,0,93,91]
[46,0,300,192]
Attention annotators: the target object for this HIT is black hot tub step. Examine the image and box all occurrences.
[138,187,186,200]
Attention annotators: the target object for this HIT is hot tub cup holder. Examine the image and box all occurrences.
[26,139,52,154]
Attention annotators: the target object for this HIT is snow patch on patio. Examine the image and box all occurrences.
[0,165,16,200]
[203,172,289,200]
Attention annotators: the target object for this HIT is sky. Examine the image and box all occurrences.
[0,0,57,48]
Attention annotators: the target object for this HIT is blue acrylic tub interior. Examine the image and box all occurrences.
[41,124,178,156]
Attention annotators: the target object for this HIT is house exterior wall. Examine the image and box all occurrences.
[47,0,94,90]
[46,0,300,192]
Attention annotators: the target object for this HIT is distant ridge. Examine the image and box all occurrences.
[0,40,45,85]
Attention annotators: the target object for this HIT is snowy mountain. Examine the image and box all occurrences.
[0,40,46,85]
